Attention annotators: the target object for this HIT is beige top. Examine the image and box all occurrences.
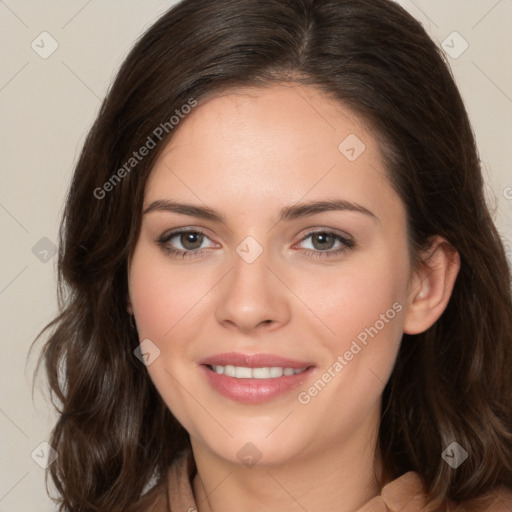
[141,448,512,512]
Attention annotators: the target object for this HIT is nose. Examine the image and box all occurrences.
[214,247,291,334]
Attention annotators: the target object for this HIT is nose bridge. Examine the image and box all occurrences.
[214,237,290,331]
[232,242,270,294]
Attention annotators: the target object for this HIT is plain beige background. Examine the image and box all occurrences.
[1,0,511,510]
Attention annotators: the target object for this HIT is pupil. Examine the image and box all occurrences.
[313,233,334,250]
[181,232,203,250]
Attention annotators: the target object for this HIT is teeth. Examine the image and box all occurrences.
[235,366,252,378]
[253,367,270,378]
[224,365,236,377]
[210,365,307,379]
[270,366,283,378]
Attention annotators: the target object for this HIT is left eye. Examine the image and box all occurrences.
[299,231,353,249]
[294,231,355,257]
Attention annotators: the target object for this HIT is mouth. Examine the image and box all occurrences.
[206,364,308,378]
[199,352,315,403]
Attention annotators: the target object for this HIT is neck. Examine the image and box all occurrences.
[190,411,384,512]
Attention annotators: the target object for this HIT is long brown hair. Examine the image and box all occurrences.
[32,0,512,510]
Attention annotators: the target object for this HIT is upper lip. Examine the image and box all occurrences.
[200,352,314,369]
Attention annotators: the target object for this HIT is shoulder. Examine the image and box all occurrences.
[373,471,512,512]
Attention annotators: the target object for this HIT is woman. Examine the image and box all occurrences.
[34,0,512,510]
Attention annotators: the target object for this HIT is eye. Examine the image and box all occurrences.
[157,228,354,259]
[157,228,218,258]
[296,230,355,258]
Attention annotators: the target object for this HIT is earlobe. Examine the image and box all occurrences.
[403,237,460,335]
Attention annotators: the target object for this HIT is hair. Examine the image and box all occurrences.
[32,0,512,510]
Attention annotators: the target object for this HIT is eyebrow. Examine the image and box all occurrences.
[143,199,377,223]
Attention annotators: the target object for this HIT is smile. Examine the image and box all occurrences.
[207,365,308,379]
[200,354,315,403]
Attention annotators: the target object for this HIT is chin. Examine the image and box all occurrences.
[189,416,318,469]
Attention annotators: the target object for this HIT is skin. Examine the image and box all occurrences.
[127,83,460,512]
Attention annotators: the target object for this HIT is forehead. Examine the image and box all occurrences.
[162,83,371,165]
[144,83,400,223]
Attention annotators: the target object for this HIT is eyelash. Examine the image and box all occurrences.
[157,228,355,259]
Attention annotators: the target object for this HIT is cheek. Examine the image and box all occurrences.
[128,245,209,432]
[294,261,407,438]
[300,244,409,404]
[128,244,212,342]
[303,250,408,348]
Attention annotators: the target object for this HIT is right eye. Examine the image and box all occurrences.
[157,228,218,258]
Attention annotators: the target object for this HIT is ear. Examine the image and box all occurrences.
[127,297,133,315]
[403,236,460,335]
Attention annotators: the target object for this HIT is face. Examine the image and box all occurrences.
[128,83,413,468]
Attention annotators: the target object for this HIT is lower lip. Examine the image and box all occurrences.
[200,365,315,404]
